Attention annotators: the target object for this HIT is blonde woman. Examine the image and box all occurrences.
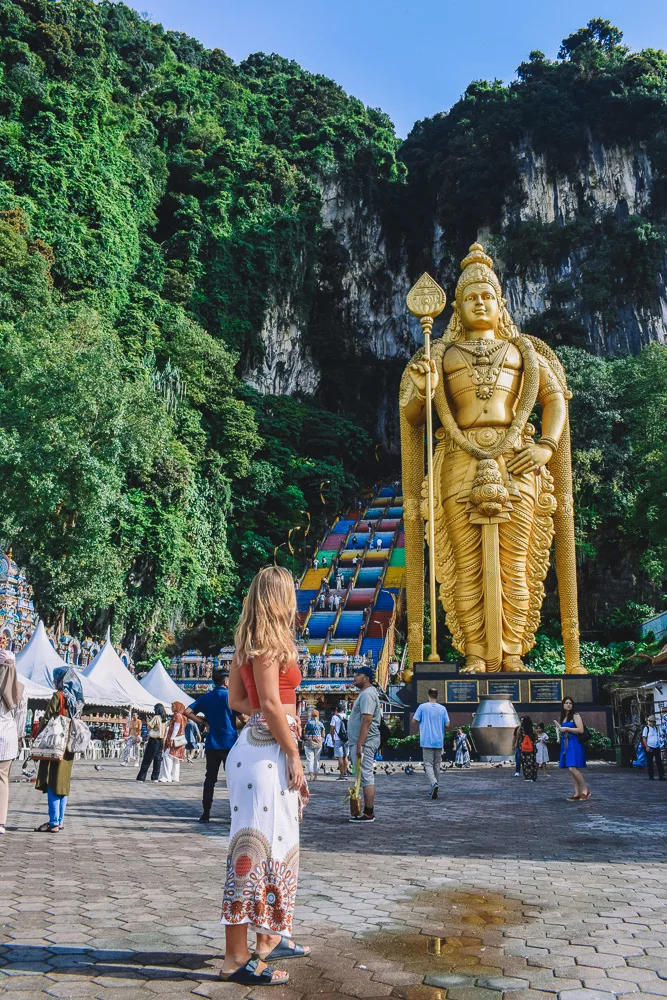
[221,567,309,988]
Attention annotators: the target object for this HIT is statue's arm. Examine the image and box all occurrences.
[536,356,567,456]
[400,352,438,428]
[506,356,566,475]
[401,380,427,427]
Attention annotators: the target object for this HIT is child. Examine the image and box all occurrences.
[536,723,550,777]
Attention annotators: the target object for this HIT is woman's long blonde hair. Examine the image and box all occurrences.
[234,566,297,672]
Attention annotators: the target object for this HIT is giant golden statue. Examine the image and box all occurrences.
[400,243,585,674]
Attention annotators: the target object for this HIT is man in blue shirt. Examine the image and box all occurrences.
[184,669,238,823]
[413,688,450,800]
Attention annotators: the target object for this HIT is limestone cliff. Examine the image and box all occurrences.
[247,137,667,406]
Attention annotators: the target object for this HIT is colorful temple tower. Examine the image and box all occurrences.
[0,550,38,649]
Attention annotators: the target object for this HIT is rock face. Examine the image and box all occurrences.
[509,137,653,224]
[246,297,320,396]
[246,138,667,402]
[499,139,667,356]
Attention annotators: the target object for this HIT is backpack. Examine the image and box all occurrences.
[521,733,534,753]
[336,715,348,742]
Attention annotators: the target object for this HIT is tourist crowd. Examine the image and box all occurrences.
[1,563,665,987]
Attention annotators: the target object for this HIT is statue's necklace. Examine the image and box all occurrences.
[456,341,509,400]
[436,336,540,461]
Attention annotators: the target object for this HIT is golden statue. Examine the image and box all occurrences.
[400,243,585,674]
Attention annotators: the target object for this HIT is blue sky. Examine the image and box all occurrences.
[129,0,667,137]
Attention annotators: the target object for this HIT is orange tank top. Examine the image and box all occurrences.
[240,660,302,711]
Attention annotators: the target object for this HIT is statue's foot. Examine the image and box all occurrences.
[502,655,531,673]
[461,657,486,674]
[566,665,588,675]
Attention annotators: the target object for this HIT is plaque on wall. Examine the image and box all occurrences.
[529,678,563,703]
[487,679,520,701]
[446,680,479,703]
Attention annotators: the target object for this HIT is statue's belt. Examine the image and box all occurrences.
[434,425,530,453]
[433,427,535,504]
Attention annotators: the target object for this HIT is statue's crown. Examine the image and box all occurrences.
[456,242,502,304]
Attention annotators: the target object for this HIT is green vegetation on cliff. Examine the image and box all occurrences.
[0,0,396,651]
[400,19,667,346]
[0,4,665,655]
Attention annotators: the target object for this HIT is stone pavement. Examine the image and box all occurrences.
[1,759,666,1000]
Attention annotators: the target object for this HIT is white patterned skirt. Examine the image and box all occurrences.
[221,714,304,937]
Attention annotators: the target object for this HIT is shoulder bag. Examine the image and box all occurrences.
[32,694,70,761]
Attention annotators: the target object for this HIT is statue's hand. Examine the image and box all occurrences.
[408,359,439,397]
[506,444,553,475]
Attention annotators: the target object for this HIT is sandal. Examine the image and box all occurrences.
[220,957,289,986]
[261,939,311,961]
[34,822,60,832]
[566,795,581,801]
[579,790,592,800]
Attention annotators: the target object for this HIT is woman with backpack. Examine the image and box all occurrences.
[303,709,325,781]
[520,717,537,782]
[555,696,590,801]
[34,667,84,832]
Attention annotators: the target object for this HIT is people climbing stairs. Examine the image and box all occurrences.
[297,481,404,684]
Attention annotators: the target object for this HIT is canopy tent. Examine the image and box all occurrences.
[140,660,193,708]
[20,675,56,700]
[16,621,65,687]
[82,629,155,711]
[16,621,122,707]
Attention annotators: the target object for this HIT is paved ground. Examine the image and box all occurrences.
[1,758,666,1000]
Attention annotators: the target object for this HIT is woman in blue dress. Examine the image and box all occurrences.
[555,697,590,801]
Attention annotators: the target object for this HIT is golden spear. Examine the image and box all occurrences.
[406,273,446,662]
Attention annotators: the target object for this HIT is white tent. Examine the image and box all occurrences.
[15,621,121,706]
[16,621,64,687]
[20,675,56,700]
[140,660,193,708]
[82,629,155,710]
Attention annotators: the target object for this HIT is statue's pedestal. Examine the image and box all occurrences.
[403,661,612,737]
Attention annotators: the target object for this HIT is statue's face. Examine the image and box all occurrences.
[459,281,500,331]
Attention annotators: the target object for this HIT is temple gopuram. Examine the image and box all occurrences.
[0,550,133,668]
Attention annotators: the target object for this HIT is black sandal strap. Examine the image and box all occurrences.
[222,958,286,986]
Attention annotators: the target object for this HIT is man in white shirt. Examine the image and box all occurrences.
[642,715,665,781]
[413,689,450,799]
[330,704,349,780]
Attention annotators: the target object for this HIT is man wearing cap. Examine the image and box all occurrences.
[641,715,665,781]
[348,665,382,823]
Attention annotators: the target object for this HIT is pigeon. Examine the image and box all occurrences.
[94,764,102,771]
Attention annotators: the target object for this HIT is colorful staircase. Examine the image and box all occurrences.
[297,480,406,684]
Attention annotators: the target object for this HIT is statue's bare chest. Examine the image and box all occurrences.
[441,340,523,425]
[442,340,522,376]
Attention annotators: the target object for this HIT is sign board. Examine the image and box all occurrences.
[529,678,563,703]
[446,680,479,703]
[487,679,520,701]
